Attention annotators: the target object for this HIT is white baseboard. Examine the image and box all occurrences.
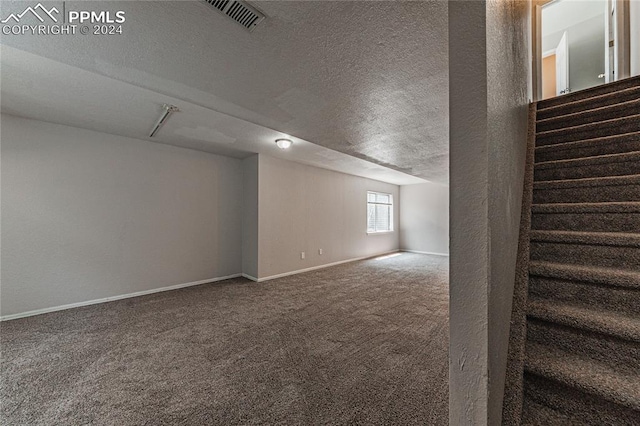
[401,249,449,257]
[256,250,400,282]
[0,273,242,322]
[2,250,409,320]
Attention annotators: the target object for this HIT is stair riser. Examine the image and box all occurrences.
[535,137,640,162]
[532,212,640,233]
[523,373,640,425]
[536,101,640,133]
[536,88,640,121]
[528,276,640,317]
[537,76,640,110]
[534,160,640,181]
[533,184,640,204]
[526,320,640,375]
[530,242,640,270]
[536,116,640,146]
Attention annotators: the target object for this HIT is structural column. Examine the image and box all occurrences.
[448,0,531,424]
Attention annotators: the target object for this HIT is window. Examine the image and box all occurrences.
[367,191,393,233]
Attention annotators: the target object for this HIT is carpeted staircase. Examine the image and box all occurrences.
[517,77,640,425]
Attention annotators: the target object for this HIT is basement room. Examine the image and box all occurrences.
[1,1,452,424]
[8,0,636,424]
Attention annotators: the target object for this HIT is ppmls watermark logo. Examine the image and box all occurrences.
[1,3,60,23]
[1,2,126,36]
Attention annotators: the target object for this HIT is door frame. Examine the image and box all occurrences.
[532,0,631,101]
[613,0,631,80]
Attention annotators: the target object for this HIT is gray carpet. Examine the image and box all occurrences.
[1,253,449,425]
[503,76,640,425]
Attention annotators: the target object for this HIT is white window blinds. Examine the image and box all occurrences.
[367,191,393,233]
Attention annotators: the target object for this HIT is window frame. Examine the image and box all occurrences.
[366,191,394,234]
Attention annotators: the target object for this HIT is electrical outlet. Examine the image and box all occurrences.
[319,249,323,255]
[301,251,305,259]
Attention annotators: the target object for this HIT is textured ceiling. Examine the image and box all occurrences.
[1,0,449,183]
[1,46,425,185]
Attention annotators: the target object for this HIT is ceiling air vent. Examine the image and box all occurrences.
[202,0,265,31]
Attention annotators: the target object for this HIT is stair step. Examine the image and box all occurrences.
[536,98,640,133]
[531,202,640,232]
[534,151,640,181]
[537,75,640,110]
[526,319,640,376]
[529,261,640,290]
[524,342,640,411]
[536,85,640,121]
[536,114,640,147]
[530,229,640,246]
[535,132,640,163]
[530,231,640,271]
[529,275,640,317]
[530,232,640,270]
[533,174,640,203]
[527,298,640,342]
[532,201,640,214]
[523,369,640,425]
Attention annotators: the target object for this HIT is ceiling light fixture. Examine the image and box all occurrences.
[275,138,293,150]
[149,104,179,138]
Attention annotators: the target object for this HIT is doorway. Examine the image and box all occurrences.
[534,0,632,100]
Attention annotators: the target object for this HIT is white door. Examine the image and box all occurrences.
[556,31,570,95]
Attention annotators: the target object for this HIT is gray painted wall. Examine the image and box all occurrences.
[399,183,449,255]
[257,155,399,279]
[449,0,531,424]
[1,115,244,317]
[1,117,403,315]
[242,155,259,279]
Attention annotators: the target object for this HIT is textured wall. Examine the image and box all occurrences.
[486,0,532,423]
[1,115,244,317]
[449,1,490,423]
[449,0,531,424]
[257,155,399,279]
[399,183,449,255]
